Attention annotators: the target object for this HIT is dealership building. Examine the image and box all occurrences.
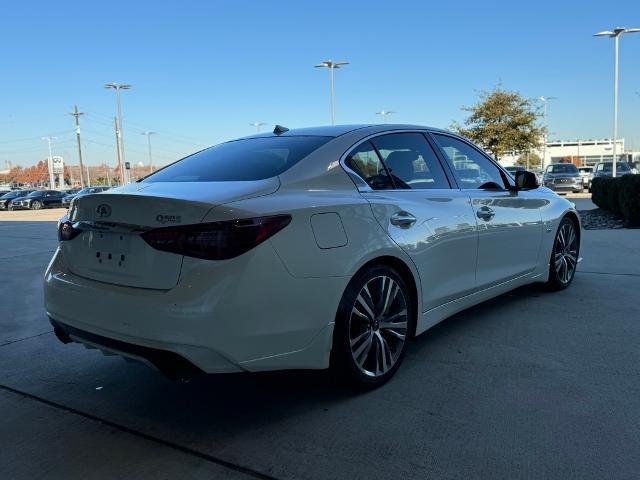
[501,138,640,168]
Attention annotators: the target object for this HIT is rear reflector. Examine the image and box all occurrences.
[141,214,291,260]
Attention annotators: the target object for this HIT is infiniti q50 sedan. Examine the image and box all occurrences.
[45,125,581,387]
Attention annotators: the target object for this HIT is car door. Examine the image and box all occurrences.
[41,191,53,206]
[345,132,478,311]
[430,133,543,289]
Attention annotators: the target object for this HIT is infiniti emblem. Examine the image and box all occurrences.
[95,204,112,218]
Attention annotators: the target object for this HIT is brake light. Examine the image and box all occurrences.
[141,214,291,260]
[57,217,82,241]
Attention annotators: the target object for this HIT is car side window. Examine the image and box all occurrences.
[370,133,450,189]
[345,141,394,190]
[432,134,506,189]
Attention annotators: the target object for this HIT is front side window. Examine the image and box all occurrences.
[344,141,394,190]
[370,133,449,189]
[144,136,331,183]
[432,134,506,189]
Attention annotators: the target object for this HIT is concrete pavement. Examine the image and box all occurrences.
[1,218,639,479]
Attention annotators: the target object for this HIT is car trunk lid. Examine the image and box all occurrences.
[61,179,279,289]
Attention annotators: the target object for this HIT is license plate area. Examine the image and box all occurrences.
[88,231,133,271]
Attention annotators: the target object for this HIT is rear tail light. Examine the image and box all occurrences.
[58,216,82,241]
[141,214,291,260]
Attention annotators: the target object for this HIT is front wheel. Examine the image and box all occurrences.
[331,265,415,388]
[545,217,579,291]
[31,200,42,210]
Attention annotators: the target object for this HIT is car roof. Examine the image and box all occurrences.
[239,124,450,140]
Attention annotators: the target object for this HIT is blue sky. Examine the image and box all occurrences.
[1,0,639,168]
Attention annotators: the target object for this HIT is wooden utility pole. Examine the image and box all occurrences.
[68,105,86,187]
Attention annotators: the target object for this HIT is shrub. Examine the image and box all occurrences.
[617,175,640,227]
[591,177,613,210]
[591,175,640,226]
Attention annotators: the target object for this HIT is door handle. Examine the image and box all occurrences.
[390,211,416,228]
[476,206,495,221]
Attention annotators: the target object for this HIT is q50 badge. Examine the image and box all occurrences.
[156,214,182,224]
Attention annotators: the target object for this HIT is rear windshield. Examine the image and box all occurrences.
[547,164,578,174]
[143,136,331,183]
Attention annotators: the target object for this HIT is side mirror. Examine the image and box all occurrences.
[515,170,539,190]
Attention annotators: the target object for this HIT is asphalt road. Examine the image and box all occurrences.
[1,208,639,480]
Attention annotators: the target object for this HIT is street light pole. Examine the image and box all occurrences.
[249,122,267,133]
[375,110,396,123]
[314,60,349,125]
[104,82,131,184]
[41,136,57,189]
[537,96,557,171]
[594,27,640,178]
[141,131,155,171]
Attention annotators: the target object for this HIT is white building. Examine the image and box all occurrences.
[501,138,640,168]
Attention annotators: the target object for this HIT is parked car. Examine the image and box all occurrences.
[62,186,111,207]
[504,165,525,178]
[0,190,36,210]
[543,163,583,194]
[11,190,65,210]
[46,125,580,387]
[590,162,633,191]
[577,166,593,188]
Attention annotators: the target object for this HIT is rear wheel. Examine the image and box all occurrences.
[546,217,579,291]
[331,265,415,388]
[31,200,42,210]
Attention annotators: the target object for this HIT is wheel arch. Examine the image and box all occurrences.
[347,255,420,338]
[563,210,581,251]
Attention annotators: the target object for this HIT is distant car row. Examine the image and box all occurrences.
[0,186,111,211]
[506,161,636,194]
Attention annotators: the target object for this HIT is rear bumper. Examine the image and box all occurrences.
[44,244,345,374]
[50,318,204,380]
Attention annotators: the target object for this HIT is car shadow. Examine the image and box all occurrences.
[81,282,551,437]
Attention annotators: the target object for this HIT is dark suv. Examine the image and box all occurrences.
[543,163,583,194]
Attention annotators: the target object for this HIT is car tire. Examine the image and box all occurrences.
[31,200,42,210]
[545,216,579,291]
[331,264,415,388]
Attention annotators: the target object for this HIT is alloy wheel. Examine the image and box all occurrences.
[349,275,409,377]
[554,221,578,285]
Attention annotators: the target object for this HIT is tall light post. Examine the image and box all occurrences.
[41,136,57,189]
[375,110,395,123]
[536,96,557,170]
[141,131,155,171]
[594,27,640,177]
[104,82,131,184]
[249,122,267,133]
[314,60,349,125]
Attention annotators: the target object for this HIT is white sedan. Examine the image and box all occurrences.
[45,125,580,387]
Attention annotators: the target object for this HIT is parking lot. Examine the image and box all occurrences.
[1,199,639,480]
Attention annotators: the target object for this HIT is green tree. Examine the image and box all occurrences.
[451,87,545,161]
